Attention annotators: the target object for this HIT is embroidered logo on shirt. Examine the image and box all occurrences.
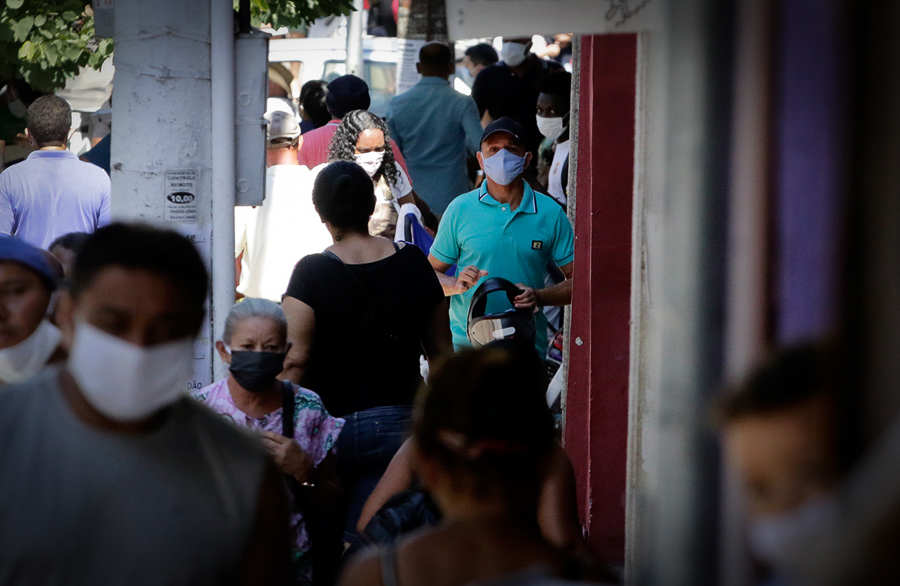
[532,240,543,250]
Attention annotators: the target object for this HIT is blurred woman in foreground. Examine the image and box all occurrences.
[339,344,615,586]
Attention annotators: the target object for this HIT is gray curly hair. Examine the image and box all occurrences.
[222,298,287,344]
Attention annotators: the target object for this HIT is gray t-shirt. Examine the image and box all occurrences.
[0,367,268,585]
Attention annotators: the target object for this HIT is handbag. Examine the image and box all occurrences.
[281,382,344,585]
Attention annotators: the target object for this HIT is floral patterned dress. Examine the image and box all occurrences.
[193,378,344,584]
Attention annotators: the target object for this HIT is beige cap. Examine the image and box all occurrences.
[265,110,301,144]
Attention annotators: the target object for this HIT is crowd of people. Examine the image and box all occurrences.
[0,36,592,586]
[0,34,863,586]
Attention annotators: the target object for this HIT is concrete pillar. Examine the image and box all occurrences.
[646,0,734,583]
[346,0,365,76]
[110,0,221,388]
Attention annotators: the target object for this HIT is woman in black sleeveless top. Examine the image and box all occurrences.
[283,161,451,543]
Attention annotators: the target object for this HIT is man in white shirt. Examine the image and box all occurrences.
[535,71,572,207]
[236,110,331,302]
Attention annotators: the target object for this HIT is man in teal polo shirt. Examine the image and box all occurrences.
[428,117,575,355]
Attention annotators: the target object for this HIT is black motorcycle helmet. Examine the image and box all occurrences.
[466,277,536,349]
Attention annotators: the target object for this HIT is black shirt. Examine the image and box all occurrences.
[471,56,563,157]
[284,244,444,417]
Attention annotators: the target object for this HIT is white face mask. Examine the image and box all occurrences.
[536,114,567,141]
[67,321,195,422]
[501,42,529,67]
[354,150,385,178]
[0,320,61,384]
[746,494,839,570]
[7,97,26,119]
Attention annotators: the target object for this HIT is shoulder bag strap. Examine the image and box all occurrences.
[280,380,295,439]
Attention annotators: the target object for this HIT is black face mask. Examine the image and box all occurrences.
[228,350,286,393]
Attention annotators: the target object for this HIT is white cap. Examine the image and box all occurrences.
[265,109,301,144]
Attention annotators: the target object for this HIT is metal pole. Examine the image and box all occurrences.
[346,0,365,77]
[210,0,236,382]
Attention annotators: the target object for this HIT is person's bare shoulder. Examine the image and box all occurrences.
[337,547,384,586]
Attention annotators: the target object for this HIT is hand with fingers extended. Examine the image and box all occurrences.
[260,430,315,483]
[454,265,489,295]
[514,283,540,312]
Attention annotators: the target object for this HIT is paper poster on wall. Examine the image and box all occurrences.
[445,0,660,40]
[164,169,199,223]
[396,39,427,96]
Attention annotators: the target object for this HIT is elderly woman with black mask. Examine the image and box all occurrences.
[193,297,344,586]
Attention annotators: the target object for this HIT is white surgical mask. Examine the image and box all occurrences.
[500,42,529,67]
[480,149,527,186]
[7,97,26,119]
[0,320,61,384]
[747,494,839,570]
[354,150,385,178]
[67,321,194,422]
[536,114,567,141]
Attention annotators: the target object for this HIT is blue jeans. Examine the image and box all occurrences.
[335,405,412,540]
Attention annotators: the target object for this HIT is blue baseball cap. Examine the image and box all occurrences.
[0,236,58,290]
[326,75,371,119]
[480,116,527,147]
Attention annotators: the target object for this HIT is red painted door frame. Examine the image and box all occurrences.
[564,33,637,564]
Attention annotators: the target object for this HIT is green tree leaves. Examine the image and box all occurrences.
[0,0,113,93]
[235,0,356,31]
[2,0,353,94]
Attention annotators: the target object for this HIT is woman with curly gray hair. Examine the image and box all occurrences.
[326,110,415,239]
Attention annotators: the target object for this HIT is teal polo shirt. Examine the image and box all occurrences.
[430,182,575,355]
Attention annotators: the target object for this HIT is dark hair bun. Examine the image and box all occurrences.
[313,161,376,232]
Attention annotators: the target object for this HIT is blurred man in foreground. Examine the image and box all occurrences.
[0,223,290,585]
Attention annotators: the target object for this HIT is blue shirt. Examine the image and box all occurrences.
[81,134,111,174]
[0,150,111,249]
[386,77,483,214]
[430,182,575,354]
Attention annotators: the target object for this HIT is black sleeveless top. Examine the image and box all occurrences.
[284,244,444,417]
